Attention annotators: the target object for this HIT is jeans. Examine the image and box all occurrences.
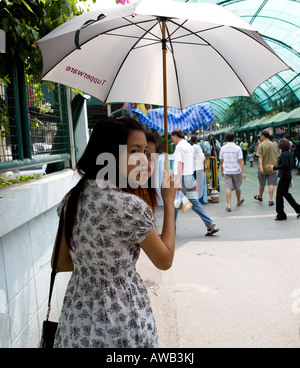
[175,198,214,229]
[174,175,214,230]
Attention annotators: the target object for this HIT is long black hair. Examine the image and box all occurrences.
[64,116,145,247]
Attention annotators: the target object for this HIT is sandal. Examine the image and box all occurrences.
[254,195,263,202]
[237,199,245,206]
[205,226,220,236]
[226,207,232,212]
[269,201,275,206]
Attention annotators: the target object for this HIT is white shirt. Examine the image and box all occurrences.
[192,144,205,171]
[219,142,243,174]
[174,139,194,176]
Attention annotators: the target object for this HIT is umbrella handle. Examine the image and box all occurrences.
[75,14,106,50]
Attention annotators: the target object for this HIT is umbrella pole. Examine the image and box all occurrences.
[162,19,170,174]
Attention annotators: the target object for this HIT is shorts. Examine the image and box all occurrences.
[224,173,243,191]
[258,172,277,187]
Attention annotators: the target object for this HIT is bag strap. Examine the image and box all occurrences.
[46,202,66,320]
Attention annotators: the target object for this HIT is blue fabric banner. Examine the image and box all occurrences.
[133,103,215,133]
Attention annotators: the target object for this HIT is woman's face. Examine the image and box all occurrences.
[119,130,149,187]
[147,141,157,179]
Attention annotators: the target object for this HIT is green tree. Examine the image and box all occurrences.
[221,97,265,127]
[0,0,95,77]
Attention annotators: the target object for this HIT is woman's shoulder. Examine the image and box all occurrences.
[85,180,152,214]
[117,189,152,213]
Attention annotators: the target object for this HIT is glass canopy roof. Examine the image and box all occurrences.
[176,0,300,121]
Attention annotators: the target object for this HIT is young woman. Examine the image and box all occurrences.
[53,117,176,348]
[269,138,300,221]
[134,131,160,213]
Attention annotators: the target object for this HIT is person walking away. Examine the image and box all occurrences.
[190,135,206,202]
[268,138,300,220]
[220,131,246,212]
[240,138,248,165]
[53,117,177,348]
[171,129,219,236]
[254,130,280,206]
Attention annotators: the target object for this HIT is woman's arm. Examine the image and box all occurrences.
[270,152,289,171]
[139,171,176,270]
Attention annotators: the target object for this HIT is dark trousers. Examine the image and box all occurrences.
[242,150,248,165]
[276,177,300,218]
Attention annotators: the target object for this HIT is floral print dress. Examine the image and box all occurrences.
[53,180,159,348]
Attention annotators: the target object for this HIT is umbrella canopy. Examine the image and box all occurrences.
[36,0,290,155]
[133,103,215,133]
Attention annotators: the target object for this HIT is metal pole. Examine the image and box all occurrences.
[9,54,24,160]
[107,104,112,116]
[162,19,170,173]
[16,57,31,159]
[66,87,76,170]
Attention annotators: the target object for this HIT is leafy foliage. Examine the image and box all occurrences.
[0,172,41,187]
[221,97,265,127]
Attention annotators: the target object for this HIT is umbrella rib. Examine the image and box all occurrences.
[40,18,161,78]
[169,19,253,97]
[103,32,162,50]
[122,16,162,42]
[104,20,161,105]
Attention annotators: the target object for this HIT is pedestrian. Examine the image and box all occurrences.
[240,137,249,165]
[171,129,219,236]
[54,116,177,348]
[268,138,300,221]
[190,135,206,202]
[219,131,246,212]
[204,135,221,193]
[254,129,280,206]
[249,152,254,167]
[294,137,300,176]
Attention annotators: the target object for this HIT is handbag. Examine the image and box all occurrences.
[51,207,74,273]
[40,201,73,348]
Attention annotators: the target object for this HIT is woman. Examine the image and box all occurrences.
[134,131,160,213]
[54,117,176,348]
[269,138,300,221]
[240,138,248,165]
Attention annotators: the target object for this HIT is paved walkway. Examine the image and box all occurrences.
[137,161,300,348]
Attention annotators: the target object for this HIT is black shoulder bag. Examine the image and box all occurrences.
[39,204,66,349]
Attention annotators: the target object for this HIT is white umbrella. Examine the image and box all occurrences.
[36,0,290,156]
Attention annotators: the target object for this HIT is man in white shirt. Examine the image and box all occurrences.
[219,131,246,212]
[190,135,205,201]
[171,129,219,236]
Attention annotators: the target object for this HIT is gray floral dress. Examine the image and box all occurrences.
[53,180,159,348]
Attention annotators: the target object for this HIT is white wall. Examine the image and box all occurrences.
[0,170,79,348]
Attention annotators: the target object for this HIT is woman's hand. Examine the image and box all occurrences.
[161,170,177,204]
[140,169,176,271]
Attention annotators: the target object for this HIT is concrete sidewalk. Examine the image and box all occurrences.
[137,162,300,348]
